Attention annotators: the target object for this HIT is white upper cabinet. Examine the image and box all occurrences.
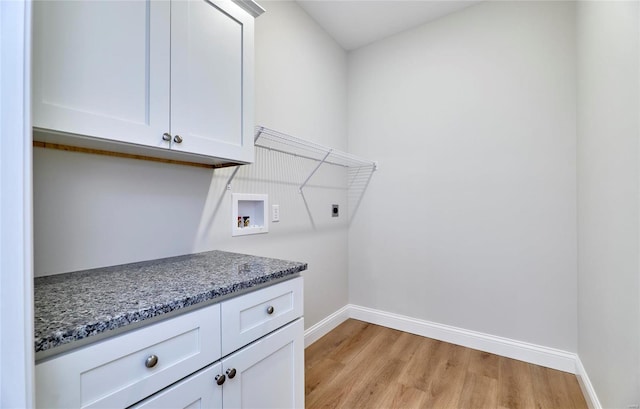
[32,0,171,149]
[170,0,254,163]
[33,0,257,165]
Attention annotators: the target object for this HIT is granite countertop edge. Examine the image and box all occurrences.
[34,251,307,355]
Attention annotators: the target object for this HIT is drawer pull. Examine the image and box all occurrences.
[266,306,274,315]
[226,368,237,379]
[145,355,158,368]
[215,374,226,386]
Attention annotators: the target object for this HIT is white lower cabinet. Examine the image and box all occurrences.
[35,304,222,409]
[35,277,304,409]
[222,319,304,409]
[132,318,304,409]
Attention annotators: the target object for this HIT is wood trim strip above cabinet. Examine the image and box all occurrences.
[33,141,240,170]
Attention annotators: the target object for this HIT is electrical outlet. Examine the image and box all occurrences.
[332,204,339,217]
[272,204,280,222]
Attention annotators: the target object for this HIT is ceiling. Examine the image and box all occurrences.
[295,0,482,50]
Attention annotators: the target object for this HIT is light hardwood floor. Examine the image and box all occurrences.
[305,319,587,409]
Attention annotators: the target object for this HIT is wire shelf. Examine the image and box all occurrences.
[227,126,377,193]
[254,126,377,170]
[253,126,377,192]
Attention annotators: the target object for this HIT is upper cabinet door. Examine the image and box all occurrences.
[32,0,171,149]
[170,0,255,163]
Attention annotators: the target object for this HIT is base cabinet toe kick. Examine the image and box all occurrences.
[35,277,304,409]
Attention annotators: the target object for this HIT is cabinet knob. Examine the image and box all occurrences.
[162,133,171,142]
[173,135,183,143]
[215,374,226,386]
[266,306,274,315]
[226,368,237,379]
[145,354,158,368]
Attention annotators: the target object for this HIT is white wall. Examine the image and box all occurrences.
[33,0,349,329]
[348,1,578,351]
[576,2,640,407]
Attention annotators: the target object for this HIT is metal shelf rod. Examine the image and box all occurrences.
[255,145,374,168]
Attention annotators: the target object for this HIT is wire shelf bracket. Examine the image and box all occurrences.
[298,148,332,193]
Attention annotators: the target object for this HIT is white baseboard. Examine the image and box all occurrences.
[306,304,576,371]
[305,304,600,407]
[575,357,603,409]
[303,305,350,348]
[348,304,577,373]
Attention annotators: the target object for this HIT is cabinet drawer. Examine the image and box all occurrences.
[221,277,303,356]
[36,303,221,409]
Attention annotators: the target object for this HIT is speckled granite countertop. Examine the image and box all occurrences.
[34,250,307,356]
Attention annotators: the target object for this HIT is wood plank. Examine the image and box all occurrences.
[545,367,589,409]
[332,325,412,408]
[324,321,384,365]
[332,323,407,408]
[497,357,536,409]
[386,331,424,363]
[468,348,500,380]
[396,336,440,391]
[457,372,499,409]
[305,324,395,408]
[531,365,564,409]
[377,383,428,409]
[304,357,344,396]
[305,320,368,369]
[422,342,471,409]
[338,358,405,409]
[564,372,590,408]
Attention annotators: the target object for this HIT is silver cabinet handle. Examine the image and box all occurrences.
[173,135,183,143]
[162,133,171,141]
[266,306,274,315]
[145,355,158,368]
[215,374,226,386]
[226,368,237,379]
